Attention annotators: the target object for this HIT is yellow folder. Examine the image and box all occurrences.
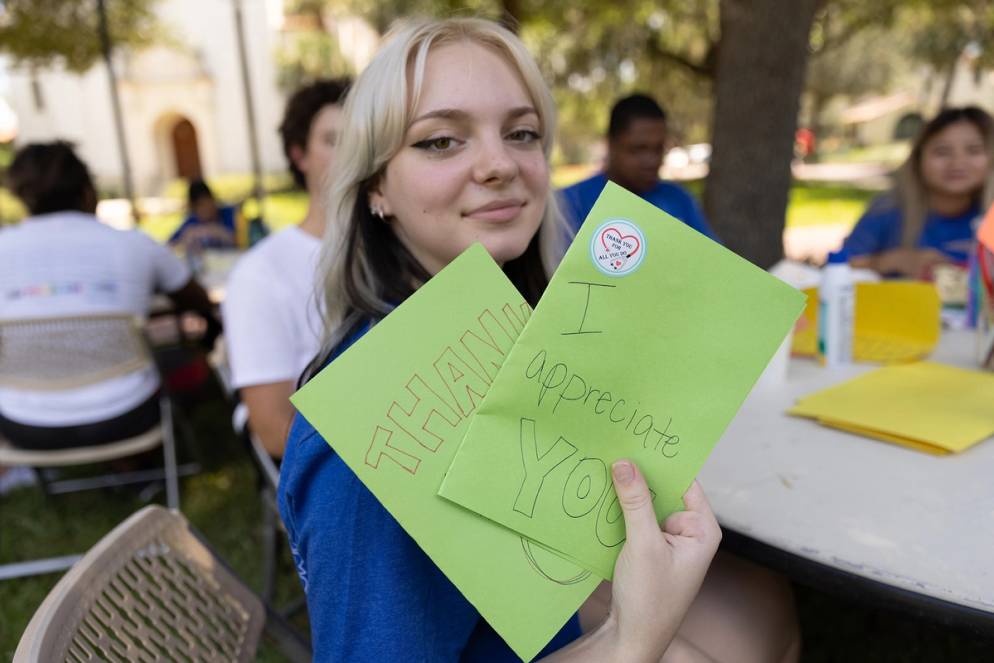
[792,282,941,362]
[788,362,994,454]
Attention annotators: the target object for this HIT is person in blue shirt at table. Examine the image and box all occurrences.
[278,17,799,663]
[169,178,238,253]
[843,106,993,279]
[559,94,718,242]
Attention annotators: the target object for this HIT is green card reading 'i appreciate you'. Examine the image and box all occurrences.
[439,182,806,580]
[290,244,598,662]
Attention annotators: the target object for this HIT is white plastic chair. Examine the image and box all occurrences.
[0,314,185,580]
[13,505,310,662]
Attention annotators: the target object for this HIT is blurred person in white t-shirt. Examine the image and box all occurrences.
[0,141,220,449]
[222,79,349,457]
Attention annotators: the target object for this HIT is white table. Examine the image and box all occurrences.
[700,330,994,629]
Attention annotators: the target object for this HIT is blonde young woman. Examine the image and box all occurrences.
[278,18,799,663]
[843,106,993,279]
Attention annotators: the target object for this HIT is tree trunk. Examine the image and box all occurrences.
[704,0,820,268]
[938,53,959,109]
[97,0,139,223]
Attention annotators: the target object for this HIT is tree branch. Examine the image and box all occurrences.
[646,38,715,80]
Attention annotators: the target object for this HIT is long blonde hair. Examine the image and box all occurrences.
[305,17,569,379]
[891,106,994,248]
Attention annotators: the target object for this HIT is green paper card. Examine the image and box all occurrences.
[291,244,598,662]
[439,182,806,580]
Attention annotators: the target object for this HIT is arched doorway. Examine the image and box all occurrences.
[171,118,202,180]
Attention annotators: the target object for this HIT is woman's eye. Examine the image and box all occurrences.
[413,136,458,152]
[507,129,541,143]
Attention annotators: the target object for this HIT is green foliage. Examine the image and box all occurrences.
[0,142,12,169]
[275,6,357,94]
[0,0,162,72]
[276,30,354,93]
[0,187,28,226]
[332,0,502,34]
[900,0,993,71]
[522,2,716,161]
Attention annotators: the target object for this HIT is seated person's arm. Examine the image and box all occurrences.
[168,220,191,247]
[540,462,721,663]
[241,381,295,457]
[850,248,949,279]
[196,222,237,245]
[844,204,950,279]
[166,278,223,348]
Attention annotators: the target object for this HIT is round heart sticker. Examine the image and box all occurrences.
[590,219,646,276]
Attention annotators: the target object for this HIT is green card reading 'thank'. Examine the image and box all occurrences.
[439,182,806,580]
[290,244,598,662]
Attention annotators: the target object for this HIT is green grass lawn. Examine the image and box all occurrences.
[2,177,874,243]
[787,181,877,230]
[139,190,309,244]
[819,141,910,166]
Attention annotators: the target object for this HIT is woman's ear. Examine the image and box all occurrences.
[367,179,393,218]
[289,144,309,175]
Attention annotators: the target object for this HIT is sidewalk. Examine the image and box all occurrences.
[664,160,892,187]
[664,160,890,264]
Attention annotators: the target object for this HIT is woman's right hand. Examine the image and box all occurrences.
[540,461,721,663]
[603,460,721,663]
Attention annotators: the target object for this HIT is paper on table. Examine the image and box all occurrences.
[291,245,598,661]
[792,282,941,362]
[788,361,994,454]
[438,182,805,580]
[804,417,950,455]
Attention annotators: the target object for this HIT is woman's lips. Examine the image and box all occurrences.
[464,200,526,222]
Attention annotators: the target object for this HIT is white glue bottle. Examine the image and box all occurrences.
[818,249,854,366]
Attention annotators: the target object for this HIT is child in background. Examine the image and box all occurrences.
[169,178,238,253]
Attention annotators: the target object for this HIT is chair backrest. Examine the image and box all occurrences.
[0,314,151,391]
[14,506,265,662]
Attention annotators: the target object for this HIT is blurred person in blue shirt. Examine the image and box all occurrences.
[559,94,718,242]
[843,106,992,279]
[169,178,238,253]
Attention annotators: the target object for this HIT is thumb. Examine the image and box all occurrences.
[612,459,659,544]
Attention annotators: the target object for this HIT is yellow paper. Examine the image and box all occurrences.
[798,416,950,455]
[788,362,994,453]
[792,282,941,362]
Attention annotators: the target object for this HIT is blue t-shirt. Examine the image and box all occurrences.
[168,205,238,249]
[559,173,718,242]
[278,325,581,662]
[842,201,979,265]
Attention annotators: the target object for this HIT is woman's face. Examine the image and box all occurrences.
[193,196,219,223]
[371,41,549,274]
[296,103,343,196]
[920,120,990,199]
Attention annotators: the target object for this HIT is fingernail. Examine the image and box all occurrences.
[612,460,634,485]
